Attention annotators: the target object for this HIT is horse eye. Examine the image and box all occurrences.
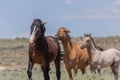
[87,40,89,42]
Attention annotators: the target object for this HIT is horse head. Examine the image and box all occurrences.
[56,27,70,41]
[81,33,92,49]
[29,19,47,45]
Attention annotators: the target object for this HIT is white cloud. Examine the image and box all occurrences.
[60,14,120,20]
[112,0,120,6]
[111,8,118,13]
[61,0,120,20]
[105,0,120,8]
[81,9,97,14]
[104,0,120,14]
[65,0,74,4]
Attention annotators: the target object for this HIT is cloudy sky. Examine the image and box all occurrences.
[0,0,120,38]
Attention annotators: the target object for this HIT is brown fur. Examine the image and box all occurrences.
[27,19,61,80]
[56,27,89,80]
[29,37,59,64]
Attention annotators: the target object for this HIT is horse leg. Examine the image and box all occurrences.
[90,65,96,74]
[81,68,86,75]
[27,58,34,80]
[97,65,103,80]
[110,63,119,80]
[74,67,78,80]
[97,65,101,75]
[54,53,61,80]
[65,65,73,80]
[41,63,50,80]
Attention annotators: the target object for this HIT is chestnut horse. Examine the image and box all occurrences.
[81,33,120,80]
[56,27,89,80]
[27,19,61,80]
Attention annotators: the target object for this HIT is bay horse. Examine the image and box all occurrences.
[27,19,61,80]
[81,33,120,80]
[56,27,89,80]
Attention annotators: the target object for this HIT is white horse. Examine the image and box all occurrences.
[81,33,120,80]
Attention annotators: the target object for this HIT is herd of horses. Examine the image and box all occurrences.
[27,18,120,80]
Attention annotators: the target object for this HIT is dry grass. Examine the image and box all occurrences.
[0,36,120,80]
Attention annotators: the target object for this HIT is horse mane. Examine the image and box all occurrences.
[30,19,46,34]
[36,36,48,52]
[86,34,104,51]
[90,37,104,51]
[91,37,97,47]
[66,33,71,40]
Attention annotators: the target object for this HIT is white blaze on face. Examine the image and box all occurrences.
[29,26,37,44]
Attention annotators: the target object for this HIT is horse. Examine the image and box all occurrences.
[27,19,61,80]
[56,27,89,80]
[87,34,104,73]
[81,33,120,80]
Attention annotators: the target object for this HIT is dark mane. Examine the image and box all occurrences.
[31,19,42,27]
[86,34,104,51]
[28,19,61,80]
[90,37,104,51]
[30,19,46,34]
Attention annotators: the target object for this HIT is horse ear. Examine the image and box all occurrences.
[43,27,46,33]
[65,29,70,33]
[33,18,36,21]
[41,22,47,26]
[84,33,86,36]
[89,33,91,37]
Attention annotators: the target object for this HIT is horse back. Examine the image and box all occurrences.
[45,36,60,58]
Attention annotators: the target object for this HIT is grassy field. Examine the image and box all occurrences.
[0,36,120,80]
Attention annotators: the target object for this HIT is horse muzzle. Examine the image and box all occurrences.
[29,38,32,43]
[29,39,35,46]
